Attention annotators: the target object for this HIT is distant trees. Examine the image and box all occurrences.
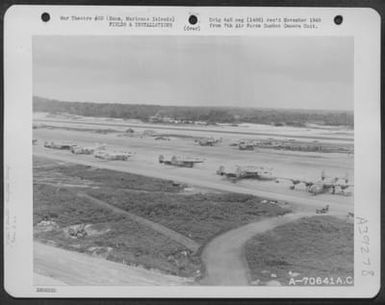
[33,96,354,127]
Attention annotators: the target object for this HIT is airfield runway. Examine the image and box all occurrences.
[34,117,354,143]
[33,118,354,212]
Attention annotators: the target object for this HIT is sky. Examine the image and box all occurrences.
[33,35,354,111]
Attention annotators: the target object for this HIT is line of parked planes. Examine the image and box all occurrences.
[35,139,353,196]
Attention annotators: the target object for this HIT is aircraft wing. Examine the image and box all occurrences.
[275,177,315,185]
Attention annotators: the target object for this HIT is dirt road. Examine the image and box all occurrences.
[200,213,310,285]
[34,242,190,286]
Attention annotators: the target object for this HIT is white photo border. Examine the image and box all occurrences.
[4,5,381,298]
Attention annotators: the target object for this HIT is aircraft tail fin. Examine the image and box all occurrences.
[216,165,225,176]
[321,170,326,180]
[158,155,164,163]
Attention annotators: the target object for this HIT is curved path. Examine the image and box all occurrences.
[200,213,311,285]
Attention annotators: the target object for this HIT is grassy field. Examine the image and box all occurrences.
[34,156,290,278]
[88,189,289,244]
[245,216,354,285]
[34,184,201,277]
[34,157,184,193]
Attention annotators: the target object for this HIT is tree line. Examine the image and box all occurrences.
[33,96,354,127]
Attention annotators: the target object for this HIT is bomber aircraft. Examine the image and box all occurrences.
[216,165,274,182]
[196,137,222,146]
[71,144,106,155]
[43,141,75,150]
[94,150,134,161]
[159,155,204,168]
[277,171,353,195]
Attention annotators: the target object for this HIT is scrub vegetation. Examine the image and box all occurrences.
[245,216,354,285]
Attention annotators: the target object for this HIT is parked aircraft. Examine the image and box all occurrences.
[159,155,204,168]
[43,141,75,150]
[278,171,353,195]
[71,144,106,155]
[94,150,134,161]
[216,165,274,182]
[196,137,222,146]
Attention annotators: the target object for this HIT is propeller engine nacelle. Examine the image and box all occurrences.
[309,184,324,195]
[158,155,165,164]
[216,165,225,176]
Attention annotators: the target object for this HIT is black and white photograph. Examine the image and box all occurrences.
[31,35,356,287]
